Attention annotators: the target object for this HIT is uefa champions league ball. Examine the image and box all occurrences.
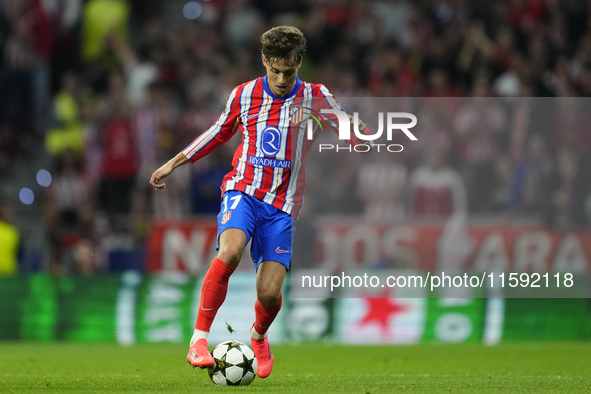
[208,340,257,386]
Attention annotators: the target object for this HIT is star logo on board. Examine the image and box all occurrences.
[358,288,407,337]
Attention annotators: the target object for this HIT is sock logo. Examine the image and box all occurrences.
[201,306,215,311]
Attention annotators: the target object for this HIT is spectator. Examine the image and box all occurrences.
[223,0,264,47]
[190,150,232,215]
[493,51,525,96]
[454,87,506,212]
[62,237,99,276]
[544,147,589,230]
[99,115,137,215]
[488,155,515,213]
[132,82,186,220]
[409,148,467,218]
[2,0,54,127]
[505,0,546,34]
[404,107,453,169]
[550,97,591,156]
[134,81,180,190]
[0,197,21,276]
[370,0,412,45]
[108,34,158,108]
[82,0,130,64]
[47,149,92,229]
[45,149,96,273]
[357,154,408,221]
[505,93,553,162]
[45,72,85,157]
[80,94,103,190]
[367,45,418,96]
[507,134,553,214]
[457,22,496,74]
[304,132,364,216]
[424,68,460,97]
[176,81,219,144]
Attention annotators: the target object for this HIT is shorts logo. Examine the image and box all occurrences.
[276,247,289,253]
[261,126,281,156]
[221,211,232,224]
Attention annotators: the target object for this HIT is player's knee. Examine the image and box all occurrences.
[217,244,242,267]
[257,289,280,308]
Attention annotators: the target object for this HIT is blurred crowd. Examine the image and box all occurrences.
[1,0,591,274]
[312,96,591,226]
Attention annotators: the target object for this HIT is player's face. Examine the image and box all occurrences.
[262,55,301,97]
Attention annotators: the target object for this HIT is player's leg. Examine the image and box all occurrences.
[249,203,294,378]
[250,260,286,376]
[187,229,246,368]
[188,191,255,368]
[195,228,246,329]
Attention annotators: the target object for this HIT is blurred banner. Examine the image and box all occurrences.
[147,219,591,273]
[146,220,255,273]
[146,220,219,273]
[1,273,590,345]
[146,218,591,297]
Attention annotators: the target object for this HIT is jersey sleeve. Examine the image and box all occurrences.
[182,87,241,163]
[317,84,364,146]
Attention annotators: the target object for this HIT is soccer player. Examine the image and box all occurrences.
[149,26,367,378]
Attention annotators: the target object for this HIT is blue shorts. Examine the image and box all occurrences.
[216,191,296,271]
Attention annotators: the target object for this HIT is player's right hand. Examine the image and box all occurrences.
[149,163,173,191]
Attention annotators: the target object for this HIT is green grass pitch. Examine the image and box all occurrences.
[0,342,590,393]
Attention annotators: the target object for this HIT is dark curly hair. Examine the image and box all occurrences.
[261,26,307,67]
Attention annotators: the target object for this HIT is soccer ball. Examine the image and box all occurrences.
[207,340,257,386]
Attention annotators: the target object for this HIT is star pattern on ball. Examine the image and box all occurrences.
[211,353,228,375]
[207,341,257,386]
[237,353,255,378]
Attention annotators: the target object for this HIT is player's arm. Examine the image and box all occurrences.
[149,152,189,191]
[317,84,373,151]
[149,87,241,191]
[182,87,242,163]
[346,114,373,151]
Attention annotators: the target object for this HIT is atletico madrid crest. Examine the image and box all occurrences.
[221,211,232,224]
[289,105,305,124]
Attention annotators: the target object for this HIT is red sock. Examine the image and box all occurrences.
[254,293,283,336]
[195,257,235,332]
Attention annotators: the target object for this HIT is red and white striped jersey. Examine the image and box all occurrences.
[182,76,355,218]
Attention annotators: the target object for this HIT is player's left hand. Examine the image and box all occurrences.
[348,114,366,134]
[149,162,173,191]
[348,114,373,151]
